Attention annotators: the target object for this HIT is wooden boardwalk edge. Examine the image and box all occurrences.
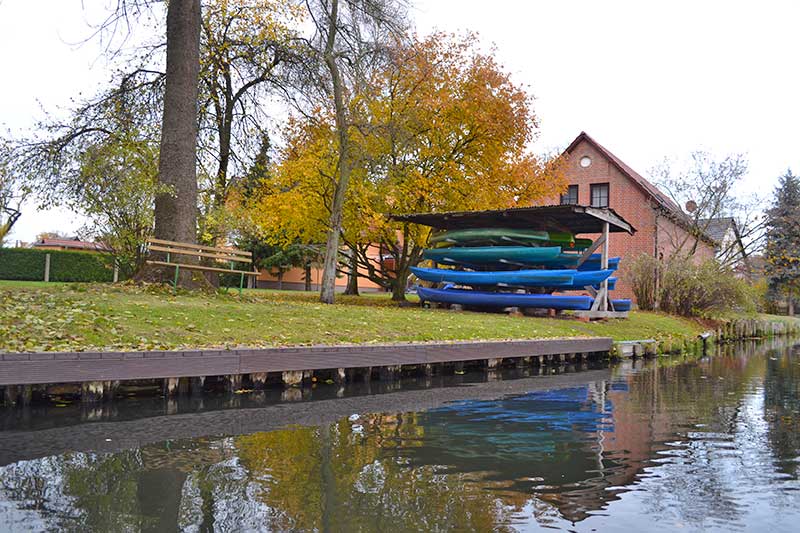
[0,337,612,386]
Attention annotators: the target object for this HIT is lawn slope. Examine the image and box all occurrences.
[0,281,715,352]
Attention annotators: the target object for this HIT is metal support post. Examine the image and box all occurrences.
[600,222,609,311]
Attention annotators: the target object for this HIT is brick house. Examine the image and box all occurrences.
[32,237,111,253]
[554,132,716,299]
[700,217,750,276]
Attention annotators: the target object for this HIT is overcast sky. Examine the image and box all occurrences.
[3,0,799,243]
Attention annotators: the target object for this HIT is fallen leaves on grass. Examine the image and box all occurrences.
[0,289,124,352]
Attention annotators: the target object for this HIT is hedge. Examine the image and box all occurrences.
[0,248,115,283]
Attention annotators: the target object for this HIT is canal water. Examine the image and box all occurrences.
[0,340,798,532]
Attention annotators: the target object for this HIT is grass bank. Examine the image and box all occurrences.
[0,280,786,353]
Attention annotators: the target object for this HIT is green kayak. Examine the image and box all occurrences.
[570,238,593,250]
[545,231,575,245]
[423,246,562,266]
[430,228,579,247]
[430,228,550,247]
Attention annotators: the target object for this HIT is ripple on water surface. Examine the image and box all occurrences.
[0,341,799,531]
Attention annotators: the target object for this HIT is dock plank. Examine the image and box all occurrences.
[0,337,612,386]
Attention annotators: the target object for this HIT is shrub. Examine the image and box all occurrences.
[0,248,114,282]
[628,253,756,316]
[220,271,248,288]
[627,254,659,310]
[745,277,769,314]
[0,248,46,281]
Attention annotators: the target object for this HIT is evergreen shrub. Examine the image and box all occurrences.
[0,248,114,282]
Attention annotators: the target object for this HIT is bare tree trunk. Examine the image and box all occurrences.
[319,0,350,305]
[344,248,359,295]
[304,262,312,291]
[789,290,795,316]
[154,1,201,255]
[653,214,660,310]
[137,0,203,288]
[320,177,349,302]
[391,265,409,303]
[214,102,232,211]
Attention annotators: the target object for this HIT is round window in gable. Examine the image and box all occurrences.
[580,156,592,168]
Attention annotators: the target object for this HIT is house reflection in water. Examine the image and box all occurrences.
[401,382,640,524]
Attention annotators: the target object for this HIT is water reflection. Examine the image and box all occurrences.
[1,340,799,531]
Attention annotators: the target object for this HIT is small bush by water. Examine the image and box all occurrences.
[629,254,757,316]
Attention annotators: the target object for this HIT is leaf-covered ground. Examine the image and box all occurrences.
[0,280,721,353]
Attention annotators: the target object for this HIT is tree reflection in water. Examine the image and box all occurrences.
[0,340,799,531]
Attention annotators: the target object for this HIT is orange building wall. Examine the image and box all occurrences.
[256,245,386,291]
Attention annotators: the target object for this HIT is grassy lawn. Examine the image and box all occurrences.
[0,280,771,353]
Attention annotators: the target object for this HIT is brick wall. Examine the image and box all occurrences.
[655,212,716,262]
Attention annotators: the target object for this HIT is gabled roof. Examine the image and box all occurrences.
[699,217,750,264]
[699,217,736,244]
[33,238,111,252]
[391,205,636,234]
[565,131,681,212]
[565,131,717,246]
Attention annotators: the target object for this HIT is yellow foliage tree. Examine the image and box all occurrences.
[249,33,567,300]
[197,0,302,244]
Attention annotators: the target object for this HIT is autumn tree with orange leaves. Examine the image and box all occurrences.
[248,33,567,301]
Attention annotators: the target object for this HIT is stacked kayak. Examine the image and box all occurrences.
[423,246,563,266]
[416,227,631,312]
[418,286,631,311]
[417,288,595,310]
[431,228,549,247]
[410,266,614,289]
[431,228,593,250]
[423,248,620,270]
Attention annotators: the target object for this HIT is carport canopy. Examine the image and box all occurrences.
[390,205,636,235]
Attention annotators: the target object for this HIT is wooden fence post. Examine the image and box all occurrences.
[44,253,51,282]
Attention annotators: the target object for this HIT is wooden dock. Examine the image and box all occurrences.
[0,337,612,404]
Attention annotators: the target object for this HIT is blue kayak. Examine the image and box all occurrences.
[411,266,613,288]
[440,253,621,271]
[411,266,572,286]
[417,287,631,312]
[537,253,620,270]
[417,287,594,310]
[543,253,620,270]
[558,277,617,291]
[578,255,620,271]
[611,299,631,311]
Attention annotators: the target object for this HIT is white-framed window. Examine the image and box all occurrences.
[560,185,579,205]
[590,183,609,208]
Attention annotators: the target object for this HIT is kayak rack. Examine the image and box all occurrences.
[392,205,636,319]
[571,223,627,318]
